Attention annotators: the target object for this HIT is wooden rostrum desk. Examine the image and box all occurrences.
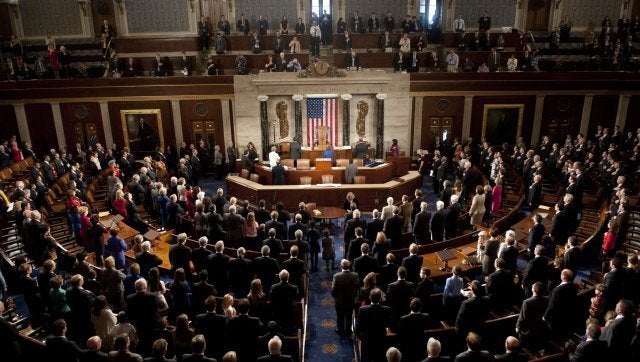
[254,162,393,185]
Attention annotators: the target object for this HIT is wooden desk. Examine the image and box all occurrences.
[254,163,393,185]
[226,171,422,211]
[386,156,411,177]
[99,215,139,243]
[509,206,554,243]
[301,149,352,164]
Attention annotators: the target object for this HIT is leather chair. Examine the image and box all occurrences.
[240,169,250,179]
[336,159,350,167]
[353,158,364,167]
[321,175,334,184]
[297,159,310,170]
[300,176,312,185]
[354,176,366,184]
[281,159,295,168]
[249,173,260,183]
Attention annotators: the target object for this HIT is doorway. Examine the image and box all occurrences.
[310,0,331,20]
[422,117,452,151]
[526,0,551,31]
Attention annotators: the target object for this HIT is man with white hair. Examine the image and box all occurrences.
[268,146,280,167]
[126,278,158,355]
[224,204,245,246]
[135,240,162,278]
[366,209,384,242]
[426,337,445,360]
[413,201,432,244]
[385,347,402,362]
[381,196,395,221]
[257,335,294,361]
[445,194,462,238]
[207,240,230,294]
[192,236,212,273]
[169,233,192,275]
[430,201,447,242]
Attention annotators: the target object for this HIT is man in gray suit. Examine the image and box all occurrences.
[331,259,359,337]
[290,136,302,161]
[353,138,369,160]
[345,160,358,184]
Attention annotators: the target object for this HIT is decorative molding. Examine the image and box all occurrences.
[292,94,304,101]
[257,95,269,101]
[340,94,352,100]
[376,93,387,100]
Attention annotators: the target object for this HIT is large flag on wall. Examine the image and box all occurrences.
[306,97,338,147]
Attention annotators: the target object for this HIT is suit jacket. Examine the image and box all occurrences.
[255,208,271,225]
[228,256,252,296]
[181,354,216,362]
[551,211,568,245]
[603,268,626,310]
[288,221,308,240]
[272,165,286,184]
[455,350,494,362]
[501,245,519,274]
[265,219,286,240]
[600,315,635,360]
[263,237,284,259]
[270,281,299,324]
[430,210,446,242]
[207,252,230,291]
[398,312,430,361]
[257,354,294,362]
[402,254,424,284]
[365,218,384,244]
[523,256,549,288]
[516,295,549,338]
[356,304,391,357]
[378,263,399,292]
[569,339,607,362]
[384,214,404,247]
[386,280,415,326]
[486,269,515,310]
[445,203,462,237]
[45,336,82,362]
[136,251,163,277]
[544,282,578,335]
[455,296,491,336]
[282,257,305,292]
[414,210,432,244]
[527,223,546,252]
[107,350,143,362]
[346,236,368,263]
[564,247,581,275]
[344,217,367,246]
[353,254,379,284]
[126,291,158,333]
[169,243,192,273]
[495,352,528,362]
[227,314,263,362]
[440,186,454,207]
[332,270,359,308]
[527,182,542,208]
[223,213,245,242]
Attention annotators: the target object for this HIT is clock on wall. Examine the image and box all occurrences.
[313,60,330,76]
[437,99,450,113]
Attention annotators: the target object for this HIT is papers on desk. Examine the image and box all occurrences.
[538,212,549,219]
[538,205,551,211]
[317,183,342,187]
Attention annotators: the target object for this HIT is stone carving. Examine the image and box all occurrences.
[356,100,369,138]
[276,101,289,139]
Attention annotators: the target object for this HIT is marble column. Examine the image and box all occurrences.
[13,104,31,143]
[99,102,114,147]
[462,96,474,140]
[375,93,387,159]
[292,94,304,143]
[531,95,545,146]
[340,94,352,146]
[580,95,593,136]
[50,102,66,149]
[514,0,528,31]
[258,95,270,160]
[171,100,184,147]
[615,94,630,131]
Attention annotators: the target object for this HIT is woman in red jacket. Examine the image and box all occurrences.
[112,190,128,218]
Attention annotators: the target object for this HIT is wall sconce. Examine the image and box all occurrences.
[77,0,88,16]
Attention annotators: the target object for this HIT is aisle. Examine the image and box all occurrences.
[304,222,356,361]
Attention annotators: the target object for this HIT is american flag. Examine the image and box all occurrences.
[306,98,338,147]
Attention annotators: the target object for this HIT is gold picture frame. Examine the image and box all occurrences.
[120,109,164,154]
[482,104,524,145]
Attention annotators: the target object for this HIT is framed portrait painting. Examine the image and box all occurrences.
[120,109,164,155]
[482,104,524,146]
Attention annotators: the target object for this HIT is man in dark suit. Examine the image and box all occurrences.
[527,214,546,257]
[568,322,607,362]
[599,299,635,360]
[430,201,447,242]
[223,205,245,245]
[282,246,305,295]
[108,334,143,362]
[196,296,228,356]
[255,199,271,225]
[527,174,543,210]
[198,16,210,50]
[191,237,213,274]
[126,279,158,355]
[288,213,308,240]
[182,335,216,362]
[169,233,192,275]
[263,228,284,259]
[269,270,299,331]
[386,267,415,331]
[413,202,432,244]
[228,247,252,297]
[378,254,399,292]
[411,189,425,224]
[563,236,581,277]
[265,210,286,240]
[136,241,163,277]
[356,288,391,362]
[353,243,379,285]
[501,237,520,274]
[563,194,579,234]
[445,195,462,238]
[384,206,404,249]
[346,227,368,263]
[423,337,451,361]
[258,336,294,362]
[515,282,549,348]
[544,269,578,338]
[207,240,230,295]
[550,202,569,246]
[366,209,384,243]
[191,270,217,316]
[486,258,515,313]
[345,209,367,247]
[44,319,82,361]
[566,174,583,210]
[66,274,95,346]
[227,299,263,362]
[81,336,107,362]
[401,243,424,284]
[271,160,286,185]
[454,332,494,362]
[495,336,528,362]
[332,259,359,337]
[397,298,430,361]
[603,257,626,311]
[522,245,548,297]
[254,245,281,294]
[455,281,491,337]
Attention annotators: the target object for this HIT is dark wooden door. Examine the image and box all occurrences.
[526,0,551,31]
[91,0,116,38]
[421,116,452,150]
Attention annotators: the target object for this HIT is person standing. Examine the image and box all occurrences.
[309,20,321,57]
[453,14,465,32]
[226,141,237,175]
[237,14,250,35]
[356,288,391,362]
[217,15,230,35]
[446,49,459,72]
[331,259,359,337]
[198,16,210,50]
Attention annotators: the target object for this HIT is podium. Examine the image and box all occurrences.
[317,125,328,150]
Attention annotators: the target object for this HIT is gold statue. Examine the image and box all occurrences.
[356,100,369,137]
[276,101,289,139]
